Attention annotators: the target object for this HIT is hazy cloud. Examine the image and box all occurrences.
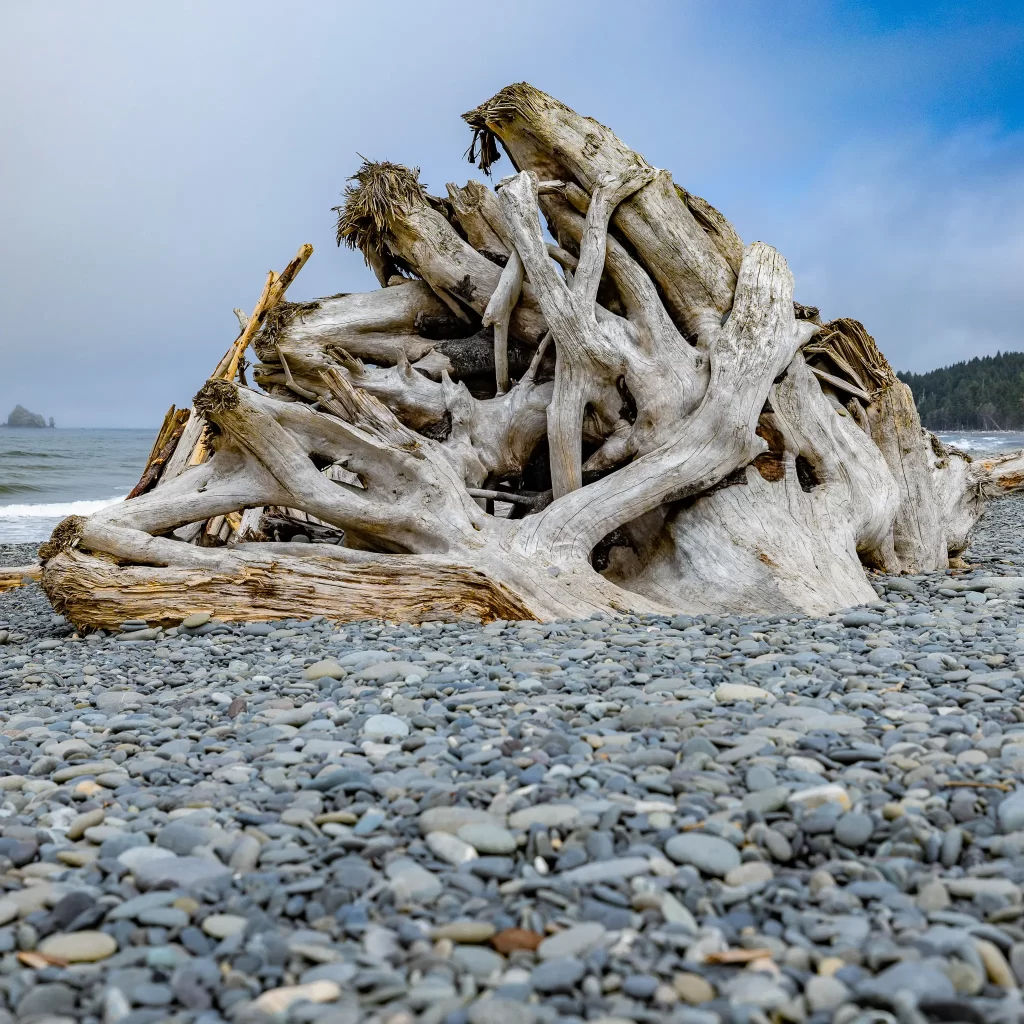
[765,126,1024,370]
[1,1,1022,424]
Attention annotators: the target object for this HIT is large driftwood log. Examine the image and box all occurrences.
[979,450,1024,497]
[0,565,41,594]
[41,84,994,628]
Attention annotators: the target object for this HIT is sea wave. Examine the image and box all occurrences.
[0,484,44,495]
[940,435,1022,452]
[0,496,126,519]
[0,450,70,459]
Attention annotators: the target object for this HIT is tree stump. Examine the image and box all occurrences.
[41,83,988,628]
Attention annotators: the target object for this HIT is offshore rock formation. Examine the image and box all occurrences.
[3,405,52,428]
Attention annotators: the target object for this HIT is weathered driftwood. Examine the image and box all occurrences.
[127,405,190,499]
[159,245,313,485]
[0,565,41,594]
[980,450,1024,497]
[43,547,533,628]
[40,84,995,628]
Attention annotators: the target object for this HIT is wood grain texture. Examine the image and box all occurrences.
[42,549,535,629]
[0,565,41,593]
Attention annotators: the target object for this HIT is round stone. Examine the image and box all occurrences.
[531,956,585,993]
[457,823,517,854]
[787,784,851,812]
[834,811,874,848]
[674,972,715,1004]
[66,808,104,840]
[252,981,341,1015]
[916,879,951,911]
[419,807,502,835]
[201,913,248,939]
[977,937,1016,988]
[664,833,741,877]
[999,788,1024,833]
[426,830,478,865]
[432,921,497,943]
[37,930,117,962]
[957,749,988,766]
[118,846,176,871]
[715,683,775,703]
[538,922,606,960]
[867,646,904,667]
[452,944,504,979]
[362,714,410,740]
[745,765,777,792]
[622,974,659,1000]
[805,975,850,1012]
[507,804,583,830]
[303,659,346,681]
[16,983,76,1019]
[724,860,774,887]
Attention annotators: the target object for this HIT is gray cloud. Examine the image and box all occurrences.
[1,1,1021,424]
[764,126,1024,371]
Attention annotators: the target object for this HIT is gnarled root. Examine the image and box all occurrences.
[39,83,993,629]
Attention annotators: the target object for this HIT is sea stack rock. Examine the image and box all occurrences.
[4,405,51,428]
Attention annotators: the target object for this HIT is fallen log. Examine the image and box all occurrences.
[979,450,1024,496]
[39,84,1000,627]
[43,547,532,630]
[0,565,41,594]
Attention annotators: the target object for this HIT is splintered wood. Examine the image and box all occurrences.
[188,244,313,468]
[123,245,315,545]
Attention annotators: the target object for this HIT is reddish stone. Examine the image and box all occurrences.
[491,928,543,954]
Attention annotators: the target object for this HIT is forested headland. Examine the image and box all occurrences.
[898,352,1024,430]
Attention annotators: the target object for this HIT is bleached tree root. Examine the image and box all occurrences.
[39,82,996,629]
[605,359,899,616]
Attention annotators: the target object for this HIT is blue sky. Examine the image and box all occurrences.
[1,1,1022,426]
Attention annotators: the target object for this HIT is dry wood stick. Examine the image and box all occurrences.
[126,408,190,499]
[216,244,314,382]
[126,405,181,497]
[187,244,313,468]
[145,405,178,465]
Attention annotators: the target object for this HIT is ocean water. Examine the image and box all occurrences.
[0,426,1021,546]
[0,428,154,543]
[935,431,1024,454]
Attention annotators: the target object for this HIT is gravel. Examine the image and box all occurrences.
[2,500,1024,1022]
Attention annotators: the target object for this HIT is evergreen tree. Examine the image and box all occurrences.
[898,351,1024,430]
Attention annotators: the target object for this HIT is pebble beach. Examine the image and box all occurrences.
[3,501,1024,1024]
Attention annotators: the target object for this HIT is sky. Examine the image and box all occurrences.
[1,1,1022,427]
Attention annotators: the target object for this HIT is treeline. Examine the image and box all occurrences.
[897,351,1024,431]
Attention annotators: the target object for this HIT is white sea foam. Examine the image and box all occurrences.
[0,496,126,543]
[0,495,125,519]
[942,436,997,451]
[936,432,1024,454]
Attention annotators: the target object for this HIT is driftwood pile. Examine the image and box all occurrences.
[30,84,1022,628]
